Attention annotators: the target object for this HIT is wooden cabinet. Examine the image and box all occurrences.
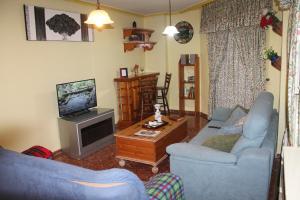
[114,72,159,126]
[179,54,200,115]
[123,28,156,52]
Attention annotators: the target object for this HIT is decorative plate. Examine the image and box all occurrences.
[174,21,194,44]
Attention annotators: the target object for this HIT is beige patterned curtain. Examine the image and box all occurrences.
[287,0,300,146]
[201,0,272,116]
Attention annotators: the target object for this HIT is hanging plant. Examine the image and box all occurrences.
[263,47,281,71]
[260,8,282,36]
[260,9,280,29]
[263,47,279,62]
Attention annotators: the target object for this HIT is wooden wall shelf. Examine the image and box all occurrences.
[123,28,156,52]
[124,41,156,52]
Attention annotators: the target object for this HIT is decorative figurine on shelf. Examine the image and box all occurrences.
[133,64,139,76]
[154,104,162,123]
[132,21,137,28]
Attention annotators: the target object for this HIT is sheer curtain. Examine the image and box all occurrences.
[287,0,300,146]
[201,0,272,116]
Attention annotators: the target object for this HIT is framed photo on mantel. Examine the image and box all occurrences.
[120,68,128,78]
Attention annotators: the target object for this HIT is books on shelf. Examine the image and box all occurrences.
[187,76,194,82]
[180,54,197,65]
[184,86,195,99]
[134,130,161,137]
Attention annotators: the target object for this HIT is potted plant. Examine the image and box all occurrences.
[260,8,282,36]
[263,47,281,71]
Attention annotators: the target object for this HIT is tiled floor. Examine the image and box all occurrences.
[54,115,208,181]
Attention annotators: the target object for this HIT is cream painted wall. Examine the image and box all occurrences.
[0,0,144,152]
[145,9,209,114]
[144,15,168,86]
[277,10,290,153]
[265,3,283,110]
[166,10,202,112]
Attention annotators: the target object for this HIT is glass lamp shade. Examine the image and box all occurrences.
[162,25,179,36]
[85,9,114,28]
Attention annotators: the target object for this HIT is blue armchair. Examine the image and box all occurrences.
[167,92,278,200]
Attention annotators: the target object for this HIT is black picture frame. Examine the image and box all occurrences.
[120,68,128,78]
[23,4,94,42]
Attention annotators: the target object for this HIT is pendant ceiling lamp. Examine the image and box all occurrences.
[85,0,114,28]
[162,0,179,36]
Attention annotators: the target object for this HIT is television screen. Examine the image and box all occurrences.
[56,79,97,117]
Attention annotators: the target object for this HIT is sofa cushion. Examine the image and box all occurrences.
[224,106,248,126]
[219,115,247,134]
[231,92,274,155]
[219,125,243,134]
[202,134,241,153]
[217,107,247,134]
[211,107,233,121]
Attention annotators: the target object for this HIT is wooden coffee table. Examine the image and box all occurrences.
[115,115,188,173]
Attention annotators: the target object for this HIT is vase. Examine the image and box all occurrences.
[272,21,282,36]
[270,55,279,63]
[271,56,281,71]
[133,21,137,28]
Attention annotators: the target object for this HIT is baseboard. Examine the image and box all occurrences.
[169,109,208,120]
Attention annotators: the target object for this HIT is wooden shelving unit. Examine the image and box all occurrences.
[123,28,156,52]
[179,54,200,115]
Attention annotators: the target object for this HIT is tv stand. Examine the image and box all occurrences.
[58,108,115,159]
[66,109,91,117]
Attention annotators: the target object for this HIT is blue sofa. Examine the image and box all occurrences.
[167,92,278,200]
[0,147,148,200]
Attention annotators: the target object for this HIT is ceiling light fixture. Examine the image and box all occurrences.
[85,0,114,28]
[162,0,179,36]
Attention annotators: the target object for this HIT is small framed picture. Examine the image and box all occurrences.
[120,68,128,78]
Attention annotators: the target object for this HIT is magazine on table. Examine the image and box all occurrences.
[134,130,161,137]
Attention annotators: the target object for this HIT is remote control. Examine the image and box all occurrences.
[208,126,221,129]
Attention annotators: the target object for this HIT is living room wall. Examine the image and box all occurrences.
[0,0,144,152]
[0,0,287,153]
[144,6,282,114]
[144,9,210,115]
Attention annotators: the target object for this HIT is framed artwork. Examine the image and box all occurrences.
[24,5,94,42]
[120,68,128,78]
[174,21,194,44]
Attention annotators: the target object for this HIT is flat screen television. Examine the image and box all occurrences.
[56,79,97,117]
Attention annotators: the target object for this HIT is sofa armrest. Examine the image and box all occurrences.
[237,148,271,167]
[167,143,237,164]
[211,107,232,121]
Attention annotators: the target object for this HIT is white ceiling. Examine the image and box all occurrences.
[82,0,207,15]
